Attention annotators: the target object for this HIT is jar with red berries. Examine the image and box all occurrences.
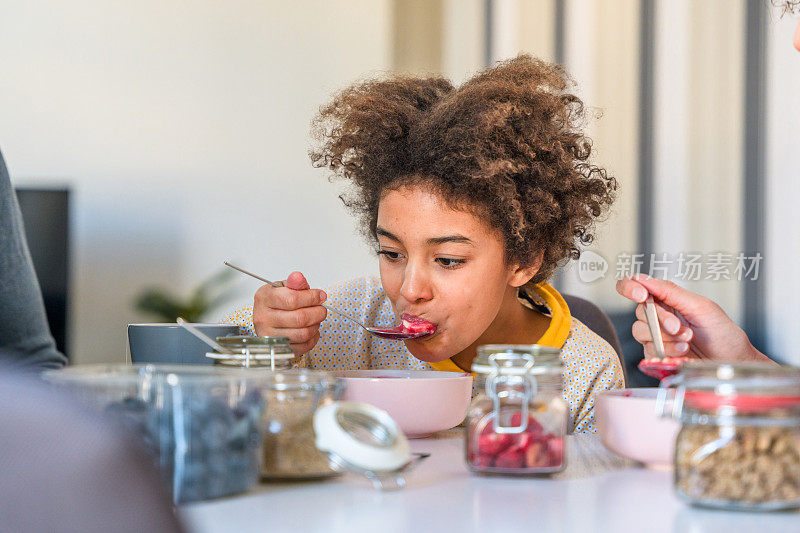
[465,345,567,475]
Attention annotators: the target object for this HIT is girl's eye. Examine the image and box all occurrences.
[377,250,402,261]
[435,257,466,269]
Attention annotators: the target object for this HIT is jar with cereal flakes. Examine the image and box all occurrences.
[658,362,800,511]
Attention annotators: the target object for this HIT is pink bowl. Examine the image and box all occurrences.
[332,370,473,438]
[595,388,680,468]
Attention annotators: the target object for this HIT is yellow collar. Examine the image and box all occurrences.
[428,282,571,373]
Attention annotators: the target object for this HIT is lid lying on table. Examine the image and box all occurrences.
[314,401,411,473]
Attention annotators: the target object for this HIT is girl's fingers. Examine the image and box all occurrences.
[290,332,320,356]
[256,285,326,310]
[266,306,327,329]
[632,320,693,344]
[635,301,682,335]
[642,341,691,358]
[261,325,320,344]
[284,271,311,291]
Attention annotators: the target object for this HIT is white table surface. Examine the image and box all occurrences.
[180,430,800,533]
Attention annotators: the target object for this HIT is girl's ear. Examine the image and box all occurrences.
[509,252,544,288]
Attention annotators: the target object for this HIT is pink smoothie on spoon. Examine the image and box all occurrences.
[369,314,436,340]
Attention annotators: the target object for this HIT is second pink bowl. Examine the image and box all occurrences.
[596,388,680,468]
[332,369,473,438]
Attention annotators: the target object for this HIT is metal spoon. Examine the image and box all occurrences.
[177,317,234,353]
[644,295,666,359]
[637,295,686,380]
[223,262,434,340]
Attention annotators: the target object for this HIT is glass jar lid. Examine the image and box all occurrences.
[314,401,411,473]
[472,344,562,375]
[215,335,292,352]
[659,362,800,417]
[260,368,342,393]
[209,335,294,361]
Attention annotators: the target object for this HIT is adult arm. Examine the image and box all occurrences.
[616,275,770,363]
[0,148,66,370]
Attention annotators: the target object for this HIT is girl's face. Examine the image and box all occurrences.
[376,185,536,363]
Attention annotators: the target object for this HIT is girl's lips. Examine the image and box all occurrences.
[400,314,437,335]
[367,314,437,340]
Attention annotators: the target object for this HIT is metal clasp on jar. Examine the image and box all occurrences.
[655,373,684,419]
[485,352,537,434]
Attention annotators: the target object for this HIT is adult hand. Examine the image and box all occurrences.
[252,271,327,355]
[616,274,770,363]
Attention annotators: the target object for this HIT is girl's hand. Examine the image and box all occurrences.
[616,274,770,363]
[252,271,327,356]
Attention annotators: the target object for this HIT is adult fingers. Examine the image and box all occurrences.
[632,320,693,344]
[630,275,710,320]
[616,277,649,303]
[634,301,682,335]
[642,341,691,358]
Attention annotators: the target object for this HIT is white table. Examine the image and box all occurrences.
[181,431,799,533]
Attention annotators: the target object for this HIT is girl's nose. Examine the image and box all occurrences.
[399,264,433,303]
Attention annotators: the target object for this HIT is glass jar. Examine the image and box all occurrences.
[259,369,345,479]
[659,362,800,511]
[44,364,267,504]
[465,345,567,475]
[207,336,296,370]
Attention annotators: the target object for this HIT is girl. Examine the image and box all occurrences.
[225,55,623,433]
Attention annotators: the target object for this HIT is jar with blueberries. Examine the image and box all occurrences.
[659,362,800,511]
[44,364,268,503]
[465,345,567,475]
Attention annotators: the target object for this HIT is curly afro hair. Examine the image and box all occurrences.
[776,0,800,14]
[310,55,617,285]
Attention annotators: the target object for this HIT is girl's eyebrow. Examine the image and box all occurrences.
[376,227,473,246]
[426,235,474,246]
[376,227,400,242]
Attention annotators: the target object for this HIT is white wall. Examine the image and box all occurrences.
[652,0,746,323]
[556,0,640,311]
[765,11,800,364]
[0,0,392,364]
[442,0,485,84]
[3,1,798,365]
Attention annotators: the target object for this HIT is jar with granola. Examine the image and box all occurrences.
[659,362,800,511]
[259,369,345,479]
[465,345,567,475]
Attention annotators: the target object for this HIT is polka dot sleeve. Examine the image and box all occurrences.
[562,318,625,434]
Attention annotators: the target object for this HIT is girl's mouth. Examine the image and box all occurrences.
[401,314,437,336]
[367,314,437,341]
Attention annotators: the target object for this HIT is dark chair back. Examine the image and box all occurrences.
[562,294,626,381]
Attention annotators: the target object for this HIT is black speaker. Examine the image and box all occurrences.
[15,188,70,359]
